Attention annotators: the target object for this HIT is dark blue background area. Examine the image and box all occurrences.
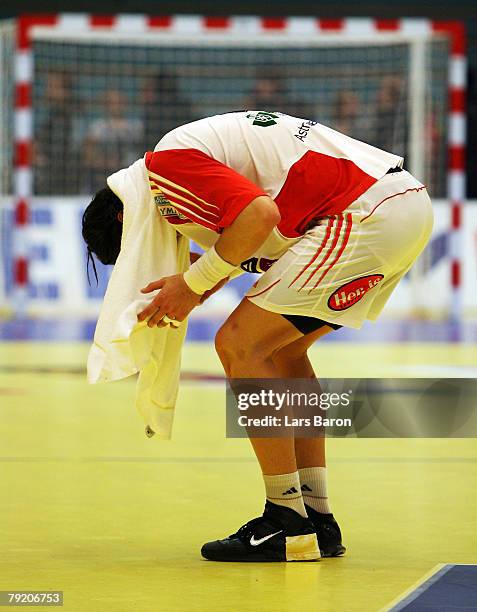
[393,565,477,611]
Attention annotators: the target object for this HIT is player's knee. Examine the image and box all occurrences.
[215,322,271,368]
[215,323,239,367]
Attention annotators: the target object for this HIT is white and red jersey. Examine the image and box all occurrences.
[145,111,403,260]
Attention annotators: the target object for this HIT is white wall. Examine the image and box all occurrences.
[0,197,475,319]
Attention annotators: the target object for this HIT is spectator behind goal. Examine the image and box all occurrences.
[245,68,314,120]
[141,71,193,152]
[81,89,143,194]
[34,70,79,195]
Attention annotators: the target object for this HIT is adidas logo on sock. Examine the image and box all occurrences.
[282,487,299,495]
[301,484,312,492]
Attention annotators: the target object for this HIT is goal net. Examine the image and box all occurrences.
[6,16,464,318]
[30,28,449,197]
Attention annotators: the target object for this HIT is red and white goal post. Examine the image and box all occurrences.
[7,15,466,319]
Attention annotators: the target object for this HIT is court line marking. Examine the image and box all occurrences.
[379,563,447,612]
[380,563,477,611]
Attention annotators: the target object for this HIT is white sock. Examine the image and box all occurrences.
[299,466,332,514]
[263,471,308,518]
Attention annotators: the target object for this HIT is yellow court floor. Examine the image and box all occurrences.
[0,341,476,612]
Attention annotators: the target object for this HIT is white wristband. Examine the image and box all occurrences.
[183,246,237,295]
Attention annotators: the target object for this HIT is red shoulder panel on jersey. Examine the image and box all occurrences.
[275,150,377,238]
[145,149,267,231]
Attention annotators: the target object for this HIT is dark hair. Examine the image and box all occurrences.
[82,186,123,284]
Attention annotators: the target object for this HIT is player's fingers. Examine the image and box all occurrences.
[141,278,166,293]
[147,306,168,328]
[138,303,157,321]
[138,298,163,322]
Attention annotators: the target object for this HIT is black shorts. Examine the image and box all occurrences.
[282,314,342,335]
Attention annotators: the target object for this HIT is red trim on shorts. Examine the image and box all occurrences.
[287,218,334,288]
[360,186,427,223]
[299,215,344,291]
[247,279,281,299]
[310,213,353,292]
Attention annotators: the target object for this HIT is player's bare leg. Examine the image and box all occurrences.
[201,299,343,561]
[271,327,346,556]
[217,301,331,471]
[215,298,303,475]
[271,327,333,468]
[202,300,318,561]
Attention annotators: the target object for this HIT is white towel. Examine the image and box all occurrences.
[86,157,189,439]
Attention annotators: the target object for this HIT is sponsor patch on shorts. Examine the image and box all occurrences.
[327,274,384,311]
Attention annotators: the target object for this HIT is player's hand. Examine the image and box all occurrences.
[138,274,201,328]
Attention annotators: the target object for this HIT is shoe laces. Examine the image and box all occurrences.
[233,514,279,542]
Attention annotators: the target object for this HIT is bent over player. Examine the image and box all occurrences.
[82,110,433,562]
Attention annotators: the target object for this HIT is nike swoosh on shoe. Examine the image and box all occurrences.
[249,531,283,546]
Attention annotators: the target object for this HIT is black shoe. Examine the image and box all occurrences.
[201,501,320,562]
[305,505,346,557]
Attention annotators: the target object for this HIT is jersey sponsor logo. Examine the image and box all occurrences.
[154,193,170,207]
[294,119,318,142]
[246,111,280,127]
[153,186,186,218]
[157,203,188,220]
[250,531,283,546]
[327,274,384,311]
[240,257,276,273]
